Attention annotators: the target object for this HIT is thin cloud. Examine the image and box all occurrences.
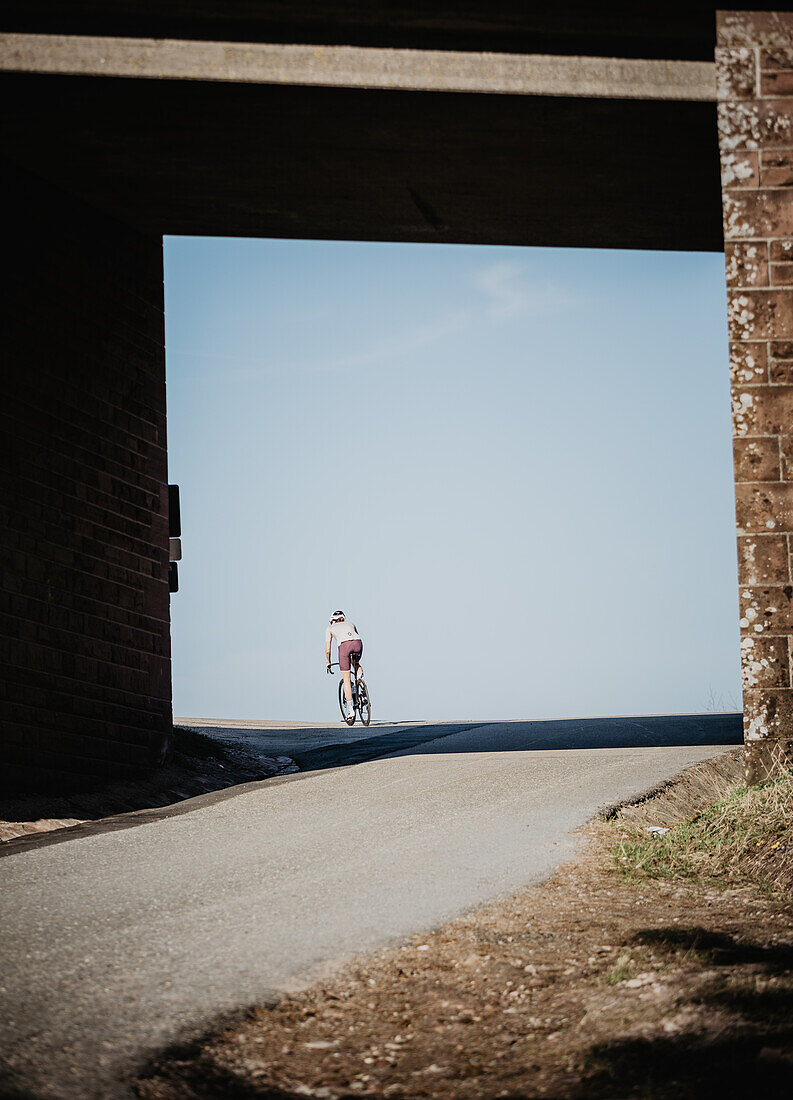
[473,262,577,320]
[324,309,469,374]
[169,264,580,381]
[168,308,469,379]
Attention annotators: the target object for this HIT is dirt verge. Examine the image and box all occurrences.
[0,727,296,845]
[134,753,793,1100]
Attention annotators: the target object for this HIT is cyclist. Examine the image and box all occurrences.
[325,611,363,722]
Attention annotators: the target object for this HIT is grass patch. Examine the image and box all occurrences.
[612,769,793,897]
[605,953,637,985]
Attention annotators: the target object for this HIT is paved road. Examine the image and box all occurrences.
[0,717,741,1098]
[181,711,741,771]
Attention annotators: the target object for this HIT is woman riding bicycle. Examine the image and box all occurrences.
[325,611,363,722]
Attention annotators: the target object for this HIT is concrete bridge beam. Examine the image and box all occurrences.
[0,33,716,101]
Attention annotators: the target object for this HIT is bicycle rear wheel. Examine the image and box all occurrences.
[357,679,371,726]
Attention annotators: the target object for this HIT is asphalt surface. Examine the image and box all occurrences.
[0,716,741,1098]
[181,712,742,772]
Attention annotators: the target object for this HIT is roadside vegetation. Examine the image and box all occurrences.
[612,768,793,898]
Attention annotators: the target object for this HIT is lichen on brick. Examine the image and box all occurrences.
[728,293,758,339]
[722,193,756,239]
[730,342,767,385]
[721,150,758,187]
[718,101,762,151]
[731,388,756,436]
[740,635,777,688]
[716,47,757,100]
[719,11,793,50]
[726,242,768,287]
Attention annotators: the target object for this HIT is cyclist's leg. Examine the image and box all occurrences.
[339,642,355,703]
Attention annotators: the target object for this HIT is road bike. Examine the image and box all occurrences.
[327,656,371,726]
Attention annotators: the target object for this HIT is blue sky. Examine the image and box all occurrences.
[164,238,740,722]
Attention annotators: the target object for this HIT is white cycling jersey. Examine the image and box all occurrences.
[325,621,361,648]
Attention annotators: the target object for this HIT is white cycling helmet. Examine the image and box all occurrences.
[330,610,345,623]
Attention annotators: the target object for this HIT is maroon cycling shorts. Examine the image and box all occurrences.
[338,639,363,671]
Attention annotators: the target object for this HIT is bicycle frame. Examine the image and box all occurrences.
[327,657,370,726]
[327,660,361,703]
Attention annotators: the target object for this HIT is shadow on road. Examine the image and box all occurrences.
[287,713,743,773]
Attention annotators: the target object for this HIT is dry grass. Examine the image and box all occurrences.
[601,749,745,829]
[613,766,793,897]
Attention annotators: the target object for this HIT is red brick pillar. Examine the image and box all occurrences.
[1,165,172,792]
[717,11,793,782]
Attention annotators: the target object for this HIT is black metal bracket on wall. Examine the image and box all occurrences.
[168,484,181,593]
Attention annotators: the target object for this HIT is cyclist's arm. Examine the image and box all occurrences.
[324,626,333,667]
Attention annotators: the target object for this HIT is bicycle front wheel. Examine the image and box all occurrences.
[339,678,355,724]
[338,678,348,722]
[357,679,371,726]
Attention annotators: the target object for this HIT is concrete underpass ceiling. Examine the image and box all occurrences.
[0,1,777,60]
[2,71,722,251]
[2,1,744,250]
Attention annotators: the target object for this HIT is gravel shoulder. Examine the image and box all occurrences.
[0,726,297,847]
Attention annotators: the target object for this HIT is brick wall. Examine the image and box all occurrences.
[717,11,793,782]
[0,163,172,792]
